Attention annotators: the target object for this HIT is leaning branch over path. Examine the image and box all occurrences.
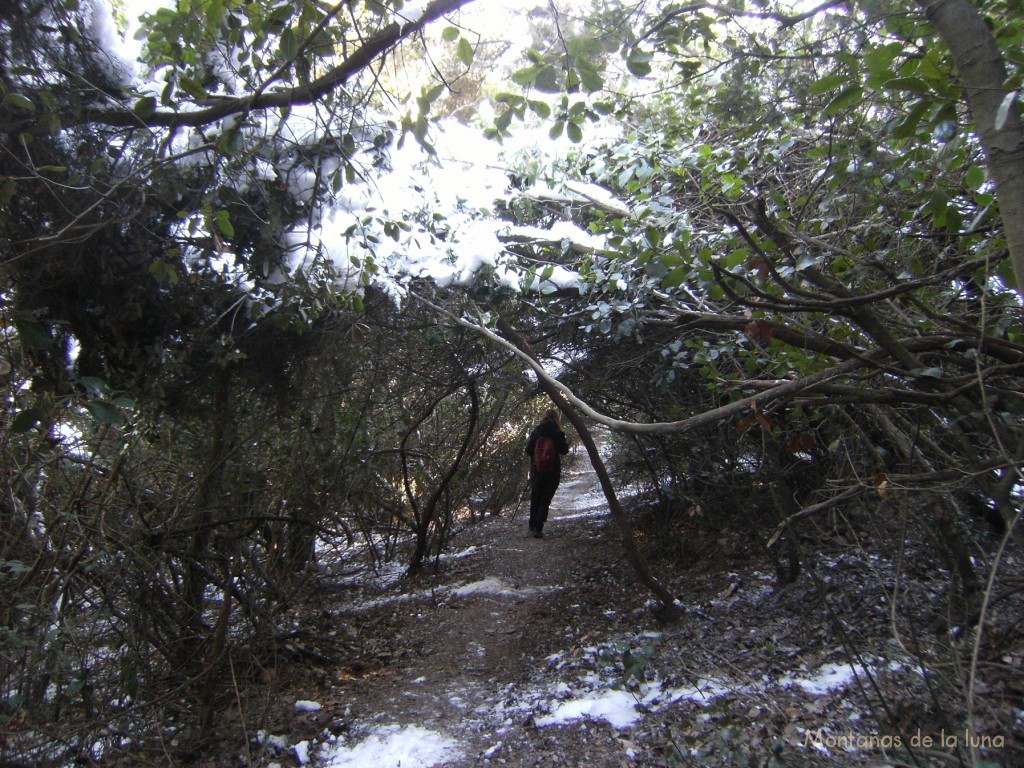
[410,293,680,617]
[413,295,871,435]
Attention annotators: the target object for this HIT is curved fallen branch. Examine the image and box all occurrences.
[414,293,871,435]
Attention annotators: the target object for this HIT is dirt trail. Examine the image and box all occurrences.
[250,446,1023,768]
[316,455,644,766]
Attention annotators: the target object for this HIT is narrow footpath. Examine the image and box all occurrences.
[241,445,993,768]
[312,454,644,767]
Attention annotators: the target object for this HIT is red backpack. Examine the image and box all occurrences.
[534,436,557,473]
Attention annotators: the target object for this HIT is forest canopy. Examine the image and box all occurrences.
[1,0,1022,763]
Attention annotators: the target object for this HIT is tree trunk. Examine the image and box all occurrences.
[917,0,1024,297]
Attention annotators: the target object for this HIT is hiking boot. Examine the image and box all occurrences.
[532,529,543,538]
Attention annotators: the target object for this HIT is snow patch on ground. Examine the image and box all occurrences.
[533,666,736,731]
[781,658,902,696]
[558,484,609,519]
[450,577,559,598]
[353,576,561,610]
[319,724,461,767]
[534,676,736,731]
[440,545,484,561]
[558,507,608,522]
[537,688,642,729]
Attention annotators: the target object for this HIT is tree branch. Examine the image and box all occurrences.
[79,0,476,130]
[412,293,871,435]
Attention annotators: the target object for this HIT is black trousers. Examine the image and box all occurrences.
[529,471,560,531]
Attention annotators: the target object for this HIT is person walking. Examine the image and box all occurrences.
[525,408,569,538]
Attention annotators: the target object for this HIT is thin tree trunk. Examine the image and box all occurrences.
[181,369,232,662]
[406,374,480,576]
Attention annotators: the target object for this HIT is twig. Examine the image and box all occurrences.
[966,509,1021,763]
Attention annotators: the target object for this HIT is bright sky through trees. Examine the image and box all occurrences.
[104,0,607,300]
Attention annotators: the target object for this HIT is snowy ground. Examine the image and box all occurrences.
[232,453,1020,768]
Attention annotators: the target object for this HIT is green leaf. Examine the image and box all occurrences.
[457,37,474,67]
[893,98,932,139]
[11,408,41,433]
[178,76,208,100]
[441,26,460,42]
[511,65,541,88]
[662,267,687,288]
[214,209,234,237]
[549,120,564,140]
[149,260,179,286]
[534,65,561,93]
[576,56,604,93]
[566,121,583,143]
[494,109,513,132]
[423,82,445,106]
[280,27,298,60]
[15,319,54,349]
[133,96,157,119]
[528,100,551,119]
[808,73,849,95]
[3,93,35,112]
[568,37,604,57]
[864,42,902,76]
[0,177,16,206]
[78,376,112,396]
[996,256,1017,288]
[566,69,581,92]
[883,76,930,93]
[626,49,653,78]
[725,247,749,269]
[965,164,986,191]
[0,559,31,578]
[86,401,124,425]
[823,85,863,117]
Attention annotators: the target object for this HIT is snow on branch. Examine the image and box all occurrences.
[499,221,611,256]
[519,180,630,219]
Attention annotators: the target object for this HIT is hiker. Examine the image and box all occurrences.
[525,408,570,538]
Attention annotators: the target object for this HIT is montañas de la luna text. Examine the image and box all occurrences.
[803,729,1005,750]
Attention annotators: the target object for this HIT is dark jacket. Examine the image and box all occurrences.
[525,420,570,474]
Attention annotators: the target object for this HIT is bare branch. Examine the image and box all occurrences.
[412,292,872,435]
